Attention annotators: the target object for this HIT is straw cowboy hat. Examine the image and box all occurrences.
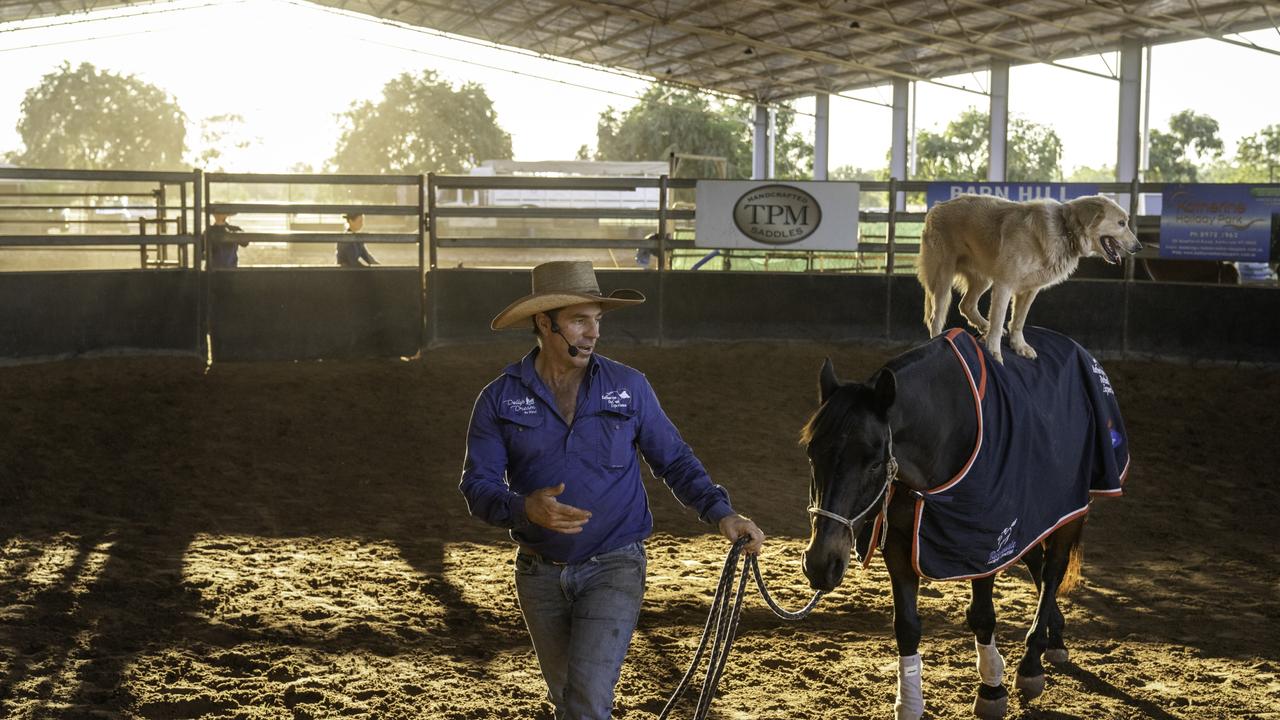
[490,260,645,330]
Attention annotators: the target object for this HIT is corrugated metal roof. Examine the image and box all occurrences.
[5,0,1278,101]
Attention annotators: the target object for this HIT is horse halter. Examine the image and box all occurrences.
[808,428,899,543]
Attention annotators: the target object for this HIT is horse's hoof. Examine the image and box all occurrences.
[1045,647,1070,665]
[1015,673,1045,700]
[973,684,1008,719]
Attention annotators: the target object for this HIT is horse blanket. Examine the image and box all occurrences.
[860,327,1128,580]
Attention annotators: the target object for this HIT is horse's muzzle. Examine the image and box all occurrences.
[802,549,848,592]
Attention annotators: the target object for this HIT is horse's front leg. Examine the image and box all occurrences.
[885,533,924,720]
[968,575,1008,719]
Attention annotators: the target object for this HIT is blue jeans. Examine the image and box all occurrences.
[514,541,647,720]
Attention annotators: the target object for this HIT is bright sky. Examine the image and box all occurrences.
[1,0,1277,175]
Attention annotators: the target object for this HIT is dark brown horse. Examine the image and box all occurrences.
[800,328,1126,719]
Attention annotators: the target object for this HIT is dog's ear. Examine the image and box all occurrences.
[1070,196,1106,233]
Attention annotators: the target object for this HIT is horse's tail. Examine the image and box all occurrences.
[1058,541,1085,595]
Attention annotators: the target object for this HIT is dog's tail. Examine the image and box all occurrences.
[916,211,937,281]
[916,210,957,336]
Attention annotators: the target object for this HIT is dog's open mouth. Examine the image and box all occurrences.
[1101,236,1121,264]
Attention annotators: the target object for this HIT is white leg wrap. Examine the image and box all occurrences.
[975,638,1005,687]
[895,654,924,720]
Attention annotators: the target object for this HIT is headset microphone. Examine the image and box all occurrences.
[549,321,579,357]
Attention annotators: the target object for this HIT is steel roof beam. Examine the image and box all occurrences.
[723,0,1102,93]
[586,4,768,68]
[563,0,721,57]
[736,0,1117,81]
[1047,0,1280,57]
[552,0,987,94]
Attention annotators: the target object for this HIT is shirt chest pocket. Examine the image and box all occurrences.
[599,406,638,469]
[499,410,545,461]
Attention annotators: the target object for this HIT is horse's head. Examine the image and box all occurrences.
[801,358,897,592]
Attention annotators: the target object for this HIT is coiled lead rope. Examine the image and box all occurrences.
[657,537,825,720]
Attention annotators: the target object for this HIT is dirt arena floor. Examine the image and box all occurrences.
[1,338,1278,719]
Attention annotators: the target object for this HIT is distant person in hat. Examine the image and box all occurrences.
[205,211,248,268]
[337,212,378,267]
[459,260,765,720]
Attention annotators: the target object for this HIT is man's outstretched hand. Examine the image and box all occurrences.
[718,514,765,555]
[525,483,592,534]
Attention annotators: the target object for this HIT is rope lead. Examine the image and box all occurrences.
[657,537,825,720]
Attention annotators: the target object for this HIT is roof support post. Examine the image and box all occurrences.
[891,79,910,211]
[768,107,777,179]
[988,61,1009,181]
[814,92,829,180]
[1117,37,1143,184]
[752,103,771,180]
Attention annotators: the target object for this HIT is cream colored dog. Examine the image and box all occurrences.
[918,194,1141,363]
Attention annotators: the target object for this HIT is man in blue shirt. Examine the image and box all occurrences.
[206,212,247,268]
[459,260,765,720]
[337,212,378,267]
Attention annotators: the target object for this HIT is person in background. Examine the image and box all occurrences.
[206,212,248,268]
[337,212,378,267]
[459,260,765,720]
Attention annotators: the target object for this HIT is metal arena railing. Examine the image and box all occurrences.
[0,168,1260,285]
[0,167,199,270]
[201,171,426,270]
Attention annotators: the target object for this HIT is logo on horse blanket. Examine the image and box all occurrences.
[863,327,1128,581]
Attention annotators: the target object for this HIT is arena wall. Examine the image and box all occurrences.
[428,269,1280,364]
[210,269,421,361]
[0,270,198,360]
[2,268,1277,364]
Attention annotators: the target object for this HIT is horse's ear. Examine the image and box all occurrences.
[819,357,840,404]
[871,368,896,416]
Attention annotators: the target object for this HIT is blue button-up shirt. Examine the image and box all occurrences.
[207,223,244,268]
[459,348,734,563]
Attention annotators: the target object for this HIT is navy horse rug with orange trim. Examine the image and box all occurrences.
[873,327,1129,581]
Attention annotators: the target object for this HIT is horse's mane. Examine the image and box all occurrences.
[799,383,869,448]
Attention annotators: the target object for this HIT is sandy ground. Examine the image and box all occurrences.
[1,339,1278,719]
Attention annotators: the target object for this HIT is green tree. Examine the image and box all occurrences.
[593,85,812,179]
[1146,109,1223,183]
[912,107,1062,181]
[7,61,186,170]
[191,113,254,171]
[830,165,887,181]
[769,105,813,179]
[1008,119,1064,181]
[329,70,511,174]
[1066,164,1115,182]
[1234,124,1280,182]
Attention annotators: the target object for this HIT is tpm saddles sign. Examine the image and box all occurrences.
[695,181,859,251]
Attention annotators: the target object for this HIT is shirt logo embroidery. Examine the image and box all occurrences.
[503,397,538,415]
[601,389,631,411]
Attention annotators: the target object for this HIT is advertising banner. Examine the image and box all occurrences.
[925,182,1100,208]
[694,181,858,251]
[1159,184,1280,262]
